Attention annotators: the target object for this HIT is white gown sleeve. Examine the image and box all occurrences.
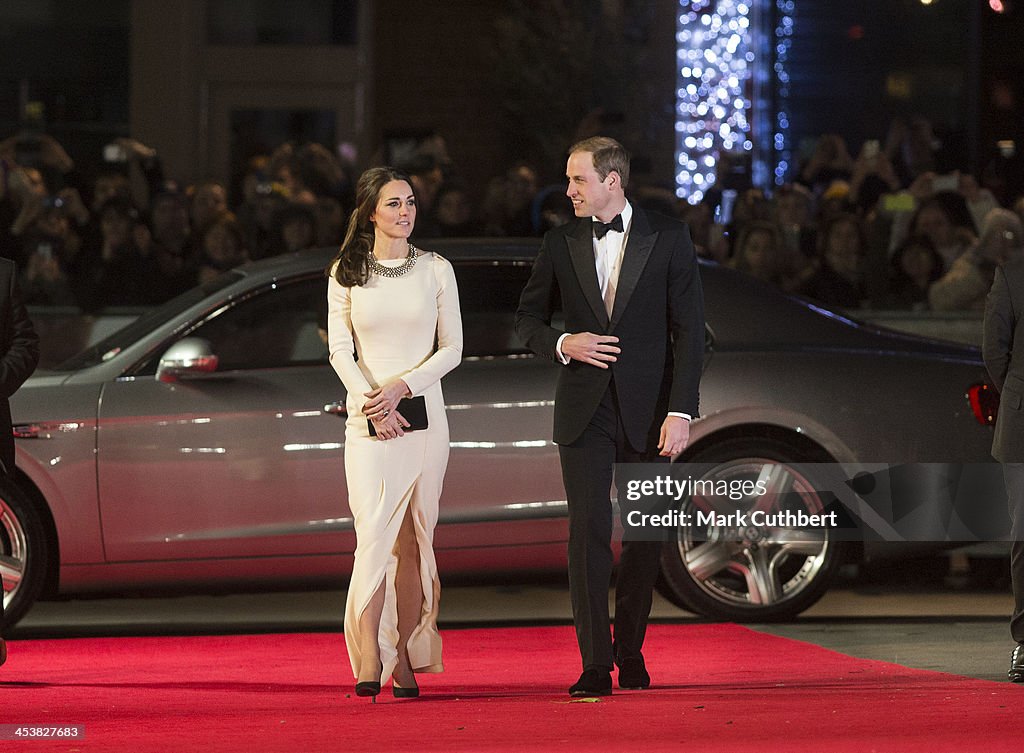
[327,272,375,398]
[402,254,463,396]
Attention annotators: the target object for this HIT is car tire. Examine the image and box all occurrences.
[657,437,845,622]
[0,479,48,629]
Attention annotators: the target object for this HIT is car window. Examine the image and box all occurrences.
[54,272,244,372]
[180,275,329,372]
[454,261,555,357]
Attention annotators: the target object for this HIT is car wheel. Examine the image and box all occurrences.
[0,479,48,629]
[658,438,845,622]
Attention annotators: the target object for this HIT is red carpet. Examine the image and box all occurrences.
[0,624,1021,752]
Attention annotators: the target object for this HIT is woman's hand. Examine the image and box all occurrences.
[369,409,411,440]
[362,379,411,422]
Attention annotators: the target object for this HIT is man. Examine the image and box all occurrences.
[515,137,704,696]
[0,256,40,667]
[983,251,1024,681]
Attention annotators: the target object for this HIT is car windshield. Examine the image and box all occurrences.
[53,273,244,372]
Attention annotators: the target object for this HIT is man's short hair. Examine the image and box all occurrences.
[569,136,630,189]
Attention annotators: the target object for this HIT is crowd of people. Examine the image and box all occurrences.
[1,116,1022,313]
[682,118,1024,312]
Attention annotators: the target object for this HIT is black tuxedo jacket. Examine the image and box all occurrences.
[0,259,39,475]
[984,257,1024,462]
[515,207,704,450]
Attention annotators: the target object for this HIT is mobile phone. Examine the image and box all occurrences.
[103,143,128,163]
[932,173,958,192]
[36,242,53,261]
[716,189,737,226]
[862,140,880,160]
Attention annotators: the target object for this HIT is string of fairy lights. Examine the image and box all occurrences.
[675,0,793,201]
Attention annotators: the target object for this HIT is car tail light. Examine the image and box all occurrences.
[967,383,998,426]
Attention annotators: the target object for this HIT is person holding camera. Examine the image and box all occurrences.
[932,208,1023,311]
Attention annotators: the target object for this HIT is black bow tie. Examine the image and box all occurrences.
[593,214,624,239]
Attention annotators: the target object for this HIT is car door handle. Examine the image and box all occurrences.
[323,401,348,416]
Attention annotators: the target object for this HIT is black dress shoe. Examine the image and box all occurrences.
[1009,643,1024,682]
[617,656,651,689]
[569,668,612,697]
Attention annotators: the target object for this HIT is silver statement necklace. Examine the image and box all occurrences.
[369,244,418,278]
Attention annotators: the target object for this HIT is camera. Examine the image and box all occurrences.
[103,143,128,163]
[932,173,959,192]
[42,195,66,211]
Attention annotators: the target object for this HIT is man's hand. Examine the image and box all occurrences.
[561,332,620,368]
[658,415,690,457]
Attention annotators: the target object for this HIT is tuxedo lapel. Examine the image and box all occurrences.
[567,221,609,328]
[609,208,657,332]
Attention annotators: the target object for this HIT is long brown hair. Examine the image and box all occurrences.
[327,166,414,287]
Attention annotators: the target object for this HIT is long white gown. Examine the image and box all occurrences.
[327,250,462,683]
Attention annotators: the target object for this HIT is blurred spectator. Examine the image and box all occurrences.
[957,172,1001,235]
[147,182,195,299]
[730,221,783,286]
[1014,195,1024,229]
[799,134,854,194]
[237,166,288,259]
[406,153,445,237]
[885,115,944,186]
[294,142,350,203]
[313,196,346,247]
[679,200,713,257]
[930,208,1024,312]
[189,180,228,231]
[532,185,573,235]
[19,226,75,306]
[886,235,943,310]
[773,182,817,264]
[817,180,854,225]
[433,182,481,237]
[800,213,867,308]
[481,163,538,237]
[273,202,318,253]
[848,140,901,215]
[902,192,977,270]
[149,182,191,257]
[731,187,774,230]
[70,197,163,311]
[196,213,249,285]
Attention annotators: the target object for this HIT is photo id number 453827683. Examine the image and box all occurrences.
[0,725,85,739]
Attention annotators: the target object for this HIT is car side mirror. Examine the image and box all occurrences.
[156,338,219,383]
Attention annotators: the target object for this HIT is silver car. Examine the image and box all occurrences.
[0,239,997,627]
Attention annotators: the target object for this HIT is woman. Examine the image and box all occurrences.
[800,213,867,309]
[887,234,943,310]
[326,167,462,701]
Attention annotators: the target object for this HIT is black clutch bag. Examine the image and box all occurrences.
[367,395,428,436]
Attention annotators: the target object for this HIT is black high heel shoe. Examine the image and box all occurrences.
[392,682,419,699]
[392,669,420,699]
[355,661,382,703]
